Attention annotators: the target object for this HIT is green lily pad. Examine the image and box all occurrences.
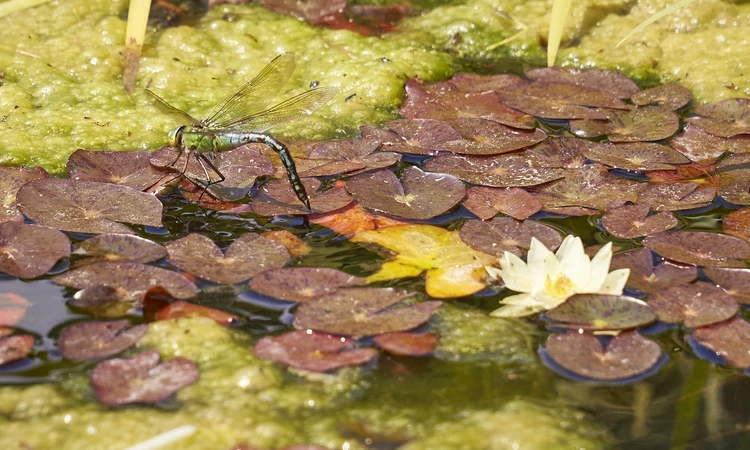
[648,282,738,328]
[546,294,656,331]
[458,217,561,257]
[610,248,697,293]
[570,106,679,142]
[643,231,750,267]
[692,317,750,369]
[249,267,367,302]
[0,222,70,278]
[601,203,678,239]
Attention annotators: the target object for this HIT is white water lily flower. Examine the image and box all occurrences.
[485,235,630,318]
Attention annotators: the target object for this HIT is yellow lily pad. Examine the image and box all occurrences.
[351,224,496,298]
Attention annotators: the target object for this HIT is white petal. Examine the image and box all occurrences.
[485,266,502,280]
[526,237,554,278]
[584,242,613,291]
[490,303,545,318]
[499,292,539,307]
[497,252,535,292]
[599,268,631,294]
[556,236,590,289]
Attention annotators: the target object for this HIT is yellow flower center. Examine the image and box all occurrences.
[544,273,576,299]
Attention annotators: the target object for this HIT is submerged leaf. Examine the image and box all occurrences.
[261,230,311,259]
[459,217,561,257]
[610,248,697,293]
[648,282,738,328]
[258,0,345,22]
[546,294,656,331]
[643,231,750,267]
[601,203,678,239]
[249,267,366,302]
[570,106,679,142]
[58,320,148,361]
[692,317,750,369]
[0,222,70,278]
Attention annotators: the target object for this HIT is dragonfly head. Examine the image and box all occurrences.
[168,125,187,149]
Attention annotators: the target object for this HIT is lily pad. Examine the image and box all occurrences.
[610,248,697,293]
[0,222,70,278]
[66,150,166,191]
[68,285,130,317]
[258,0,345,21]
[251,178,353,216]
[253,330,378,372]
[527,137,591,168]
[202,146,276,201]
[544,331,662,381]
[308,202,410,238]
[17,178,163,234]
[643,231,750,267]
[58,320,148,361]
[648,282,738,328]
[90,350,198,405]
[0,293,31,326]
[702,267,750,305]
[689,98,750,137]
[74,234,167,265]
[300,139,400,177]
[496,81,626,119]
[534,165,643,211]
[166,233,289,284]
[458,217,562,257]
[52,262,198,302]
[636,182,716,211]
[631,84,692,110]
[462,186,542,220]
[717,153,750,205]
[261,230,311,259]
[155,301,238,326]
[423,153,564,188]
[436,118,547,156]
[546,294,656,331]
[0,166,48,223]
[723,208,750,242]
[525,67,640,99]
[601,203,678,239]
[373,332,437,356]
[671,124,750,164]
[351,225,496,298]
[384,119,462,155]
[346,167,465,220]
[293,287,441,336]
[448,73,527,94]
[582,142,689,171]
[692,317,750,369]
[249,267,367,302]
[570,106,679,142]
[0,334,34,366]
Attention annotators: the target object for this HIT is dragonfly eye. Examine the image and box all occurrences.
[167,126,186,148]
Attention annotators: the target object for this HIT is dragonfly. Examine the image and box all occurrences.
[146,53,337,209]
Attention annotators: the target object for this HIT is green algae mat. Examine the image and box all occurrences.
[1,0,750,449]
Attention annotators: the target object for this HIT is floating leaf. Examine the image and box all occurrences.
[261,230,311,259]
[458,217,561,257]
[648,282,738,328]
[643,231,750,267]
[74,234,166,265]
[692,317,750,369]
[384,119,462,155]
[202,146,275,201]
[527,137,591,168]
[166,233,289,284]
[0,293,31,326]
[582,142,689,171]
[346,167,465,220]
[610,248,697,293]
[671,125,750,164]
[717,154,750,205]
[253,330,378,372]
[258,0,345,22]
[309,202,410,238]
[546,294,656,331]
[373,332,437,356]
[689,98,750,138]
[423,153,564,188]
[52,262,198,302]
[155,301,238,326]
[66,150,166,191]
[90,350,198,405]
[702,267,750,305]
[631,84,692,110]
[0,222,70,278]
[249,267,366,302]
[525,67,640,99]
[351,225,496,298]
[601,203,678,239]
[636,182,716,211]
[293,287,441,336]
[544,331,662,381]
[58,320,148,361]
[251,178,353,216]
[448,73,527,94]
[436,118,547,156]
[0,166,48,223]
[17,179,163,234]
[723,208,750,242]
[570,106,679,142]
[496,81,626,119]
[301,139,400,177]
[646,162,719,186]
[462,186,542,220]
[534,165,643,211]
[68,285,130,317]
[0,334,34,366]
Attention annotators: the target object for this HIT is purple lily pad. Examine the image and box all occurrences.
[570,106,679,142]
[544,331,662,381]
[52,262,198,302]
[166,233,289,284]
[433,118,546,156]
[66,150,167,191]
[601,203,678,239]
[300,139,400,177]
[204,146,275,201]
[671,125,750,164]
[688,98,750,138]
[527,137,591,168]
[636,182,716,211]
[610,248,697,293]
[423,153,564,188]
[293,288,441,336]
[723,207,750,242]
[692,317,750,369]
[345,167,465,220]
[582,142,689,171]
[251,178,354,216]
[448,73,527,93]
[0,334,34,365]
[90,350,198,405]
[462,186,542,220]
[384,119,462,155]
[534,165,643,211]
[648,282,738,328]
[631,84,692,110]
[248,267,367,302]
[373,332,437,356]
[525,67,640,99]
[643,231,750,267]
[253,330,378,372]
[74,234,166,266]
[546,294,656,331]
[259,0,345,21]
[458,217,561,257]
[58,320,148,361]
[496,81,627,120]
[717,153,750,205]
[702,267,750,305]
[0,222,70,278]
[16,179,163,234]
[0,166,49,223]
[69,285,131,317]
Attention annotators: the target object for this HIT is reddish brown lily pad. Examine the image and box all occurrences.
[0,293,31,326]
[17,179,163,234]
[0,222,70,278]
[462,186,542,220]
[643,231,750,267]
[0,166,49,223]
[249,267,367,302]
[384,119,462,155]
[636,182,716,212]
[308,202,410,238]
[546,294,656,331]
[534,165,643,211]
[723,208,750,242]
[601,203,678,239]
[544,331,662,381]
[300,139,400,177]
[258,0,344,22]
[689,98,750,138]
[90,350,198,405]
[582,142,689,171]
[702,267,750,305]
[58,320,148,361]
[692,317,750,369]
[631,84,692,110]
[155,301,238,326]
[66,150,166,191]
[648,282,738,328]
[527,137,591,168]
[251,178,354,216]
[610,248,697,293]
[68,285,130,317]
[570,106,679,142]
[253,330,378,372]
[436,118,547,156]
[717,153,750,205]
[373,332,437,356]
[345,167,465,220]
[74,234,166,265]
[458,217,561,257]
[525,67,640,99]
[423,153,564,188]
[203,146,275,201]
[261,230,311,259]
[448,73,527,93]
[293,288,441,336]
[166,233,289,284]
[496,81,627,119]
[671,124,750,165]
[0,334,34,366]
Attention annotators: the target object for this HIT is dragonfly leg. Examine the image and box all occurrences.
[194,153,226,202]
[249,133,310,209]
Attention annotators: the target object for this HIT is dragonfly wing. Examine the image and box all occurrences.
[202,53,296,128]
[145,89,201,124]
[219,86,338,132]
